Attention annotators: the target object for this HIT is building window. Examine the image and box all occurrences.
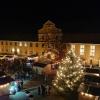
[80,45,85,55]
[55,36,58,40]
[19,42,22,46]
[30,43,33,47]
[10,42,12,45]
[42,44,45,48]
[2,48,4,52]
[35,43,38,47]
[42,36,44,40]
[15,42,17,46]
[25,51,27,54]
[17,48,20,54]
[90,45,95,57]
[6,49,8,52]
[71,45,75,52]
[12,48,15,53]
[24,43,27,47]
[1,41,3,45]
[42,52,44,55]
[6,42,8,45]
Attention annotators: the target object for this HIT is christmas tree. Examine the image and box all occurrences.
[53,50,84,94]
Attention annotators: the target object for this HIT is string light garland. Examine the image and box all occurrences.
[53,50,84,93]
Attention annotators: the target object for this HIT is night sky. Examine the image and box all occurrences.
[0,1,100,42]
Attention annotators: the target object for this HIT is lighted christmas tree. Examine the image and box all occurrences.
[53,50,84,94]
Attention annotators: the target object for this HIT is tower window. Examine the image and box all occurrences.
[35,43,38,47]
[42,44,45,48]
[42,36,44,40]
[6,49,8,52]
[55,36,58,40]
[25,51,27,54]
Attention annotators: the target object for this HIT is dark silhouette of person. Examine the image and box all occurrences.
[20,79,23,89]
[41,84,46,96]
[38,86,41,95]
[48,85,52,95]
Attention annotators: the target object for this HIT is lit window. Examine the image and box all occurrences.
[12,48,15,53]
[24,43,27,47]
[80,45,85,55]
[90,45,95,57]
[19,42,22,46]
[17,48,20,54]
[71,45,75,52]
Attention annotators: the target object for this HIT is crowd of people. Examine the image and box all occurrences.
[0,57,36,78]
[0,58,28,73]
[0,56,54,100]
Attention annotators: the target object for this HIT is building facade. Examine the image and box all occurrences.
[0,20,100,65]
[70,43,100,65]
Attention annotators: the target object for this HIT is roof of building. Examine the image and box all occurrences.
[63,33,100,44]
[44,20,55,26]
[0,76,14,85]
[0,31,100,43]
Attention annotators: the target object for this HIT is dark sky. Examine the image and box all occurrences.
[0,0,100,41]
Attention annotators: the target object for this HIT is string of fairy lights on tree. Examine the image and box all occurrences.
[53,50,84,93]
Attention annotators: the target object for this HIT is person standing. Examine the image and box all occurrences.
[46,85,49,95]
[48,85,51,95]
[38,85,41,95]
[41,84,46,96]
[20,79,24,89]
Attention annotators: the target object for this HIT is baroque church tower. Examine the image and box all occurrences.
[38,20,63,49]
[38,20,67,59]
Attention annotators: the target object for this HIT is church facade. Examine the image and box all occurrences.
[0,20,100,65]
